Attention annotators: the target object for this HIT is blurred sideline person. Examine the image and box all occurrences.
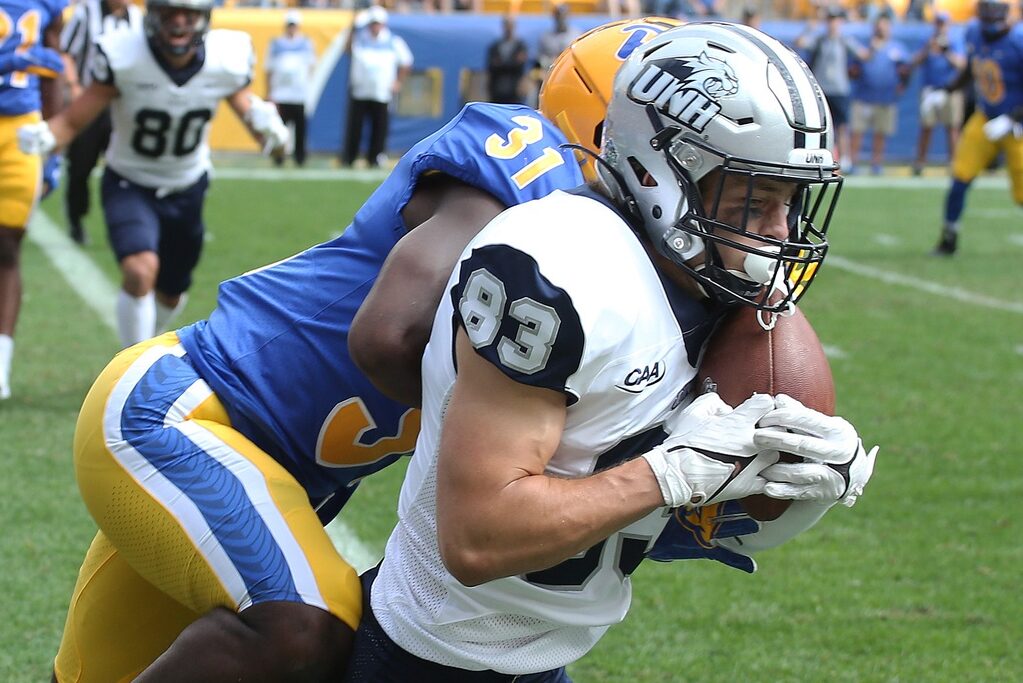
[933,0,1023,255]
[910,11,965,175]
[795,7,868,169]
[343,23,878,681]
[0,0,65,401]
[341,5,411,168]
[40,17,686,683]
[485,14,528,105]
[848,14,910,175]
[18,0,289,350]
[266,9,315,167]
[59,0,141,244]
[531,3,580,105]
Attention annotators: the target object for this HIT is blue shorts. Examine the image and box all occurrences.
[825,93,850,128]
[344,567,572,683]
[101,167,208,296]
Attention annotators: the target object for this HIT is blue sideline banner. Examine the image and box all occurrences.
[211,10,966,164]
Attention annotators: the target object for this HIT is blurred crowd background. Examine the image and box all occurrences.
[112,0,995,171]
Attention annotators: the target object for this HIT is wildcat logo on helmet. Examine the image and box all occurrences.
[627,52,738,133]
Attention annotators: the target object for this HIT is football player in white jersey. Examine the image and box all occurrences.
[344,23,879,681]
[17,0,288,349]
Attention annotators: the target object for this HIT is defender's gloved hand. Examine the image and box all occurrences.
[753,394,879,507]
[647,499,760,573]
[982,113,1023,141]
[41,153,62,199]
[17,121,56,156]
[246,95,289,155]
[641,392,776,508]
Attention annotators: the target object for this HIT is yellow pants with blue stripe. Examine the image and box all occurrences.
[54,333,362,682]
[0,111,43,228]
[952,110,1023,204]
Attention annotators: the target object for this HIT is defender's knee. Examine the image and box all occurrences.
[235,602,355,681]
[0,229,23,269]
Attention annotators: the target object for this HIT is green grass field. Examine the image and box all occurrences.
[2,166,1020,682]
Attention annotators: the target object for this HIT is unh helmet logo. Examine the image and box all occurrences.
[627,53,738,133]
[679,52,738,98]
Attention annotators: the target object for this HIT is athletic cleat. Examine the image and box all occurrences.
[69,222,88,246]
[932,228,958,256]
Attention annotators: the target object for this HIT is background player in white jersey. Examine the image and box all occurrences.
[17,0,289,348]
[345,23,879,681]
[45,18,686,683]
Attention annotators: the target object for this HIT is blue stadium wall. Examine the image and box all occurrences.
[283,14,964,163]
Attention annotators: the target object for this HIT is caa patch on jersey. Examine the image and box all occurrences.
[452,243,584,394]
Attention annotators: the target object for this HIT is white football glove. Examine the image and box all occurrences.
[982,113,1023,141]
[641,392,777,509]
[920,88,948,118]
[246,95,290,155]
[17,121,56,156]
[753,394,879,507]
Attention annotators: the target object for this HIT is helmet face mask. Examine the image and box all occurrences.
[599,22,843,314]
[145,0,213,57]
[978,0,1010,36]
[688,156,838,310]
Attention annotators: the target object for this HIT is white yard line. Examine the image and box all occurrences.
[822,344,848,360]
[827,255,1023,315]
[28,209,119,330]
[27,209,380,574]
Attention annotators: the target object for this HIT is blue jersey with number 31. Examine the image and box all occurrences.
[178,103,584,504]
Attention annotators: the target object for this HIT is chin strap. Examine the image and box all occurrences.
[756,309,779,331]
[565,142,648,230]
[755,288,796,332]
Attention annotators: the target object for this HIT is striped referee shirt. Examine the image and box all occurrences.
[60,0,142,87]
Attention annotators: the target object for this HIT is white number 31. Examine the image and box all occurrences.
[459,268,561,375]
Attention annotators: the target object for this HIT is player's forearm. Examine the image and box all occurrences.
[438,456,663,586]
[436,331,663,586]
[49,83,113,146]
[39,75,62,119]
[348,306,425,407]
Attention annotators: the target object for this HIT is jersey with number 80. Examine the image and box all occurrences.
[93,27,252,189]
[374,189,719,674]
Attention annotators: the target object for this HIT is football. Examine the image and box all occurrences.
[697,305,835,521]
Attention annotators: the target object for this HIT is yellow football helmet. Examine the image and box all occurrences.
[539,17,682,180]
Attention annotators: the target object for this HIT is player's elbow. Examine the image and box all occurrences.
[437,515,505,584]
[348,313,424,405]
[348,313,390,374]
[438,529,500,587]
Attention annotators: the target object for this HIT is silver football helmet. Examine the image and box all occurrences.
[598,22,842,314]
[145,0,214,56]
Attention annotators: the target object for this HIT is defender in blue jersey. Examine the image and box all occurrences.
[53,19,688,683]
[0,0,63,400]
[934,0,1023,255]
[57,102,580,683]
